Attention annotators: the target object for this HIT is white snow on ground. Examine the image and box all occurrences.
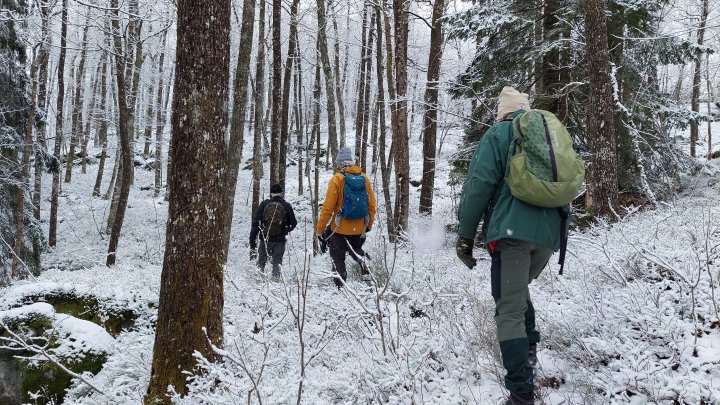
[1,118,719,404]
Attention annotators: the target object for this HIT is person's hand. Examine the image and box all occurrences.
[456,237,477,269]
[250,248,257,261]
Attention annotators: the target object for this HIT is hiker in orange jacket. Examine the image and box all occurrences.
[316,147,377,288]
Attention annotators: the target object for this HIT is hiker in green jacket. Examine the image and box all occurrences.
[456,87,572,405]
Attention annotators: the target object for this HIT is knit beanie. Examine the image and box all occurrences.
[270,183,283,196]
[496,86,530,121]
[335,147,355,168]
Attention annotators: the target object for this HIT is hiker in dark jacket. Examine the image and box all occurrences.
[316,147,377,288]
[456,87,570,405]
[250,184,297,278]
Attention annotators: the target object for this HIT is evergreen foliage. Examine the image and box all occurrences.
[0,0,42,280]
[445,0,710,199]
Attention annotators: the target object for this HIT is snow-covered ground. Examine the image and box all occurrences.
[2,118,720,404]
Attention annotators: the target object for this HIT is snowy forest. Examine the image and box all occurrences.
[1,0,719,403]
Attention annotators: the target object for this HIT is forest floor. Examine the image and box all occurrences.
[2,118,720,404]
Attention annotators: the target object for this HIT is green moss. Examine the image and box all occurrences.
[21,292,137,337]
[18,352,107,405]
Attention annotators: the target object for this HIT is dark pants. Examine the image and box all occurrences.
[328,234,366,287]
[258,239,286,277]
[490,238,553,395]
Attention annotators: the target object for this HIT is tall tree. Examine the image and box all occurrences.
[64,17,90,183]
[93,55,110,197]
[316,0,339,163]
[376,3,395,239]
[392,0,410,236]
[585,0,618,218]
[690,0,708,158]
[221,0,255,261]
[279,0,301,186]
[48,0,68,247]
[32,1,52,222]
[153,33,168,198]
[419,0,445,215]
[330,0,347,147]
[251,0,268,217]
[144,0,231,401]
[106,0,134,266]
[270,0,282,184]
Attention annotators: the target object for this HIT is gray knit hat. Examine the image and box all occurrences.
[335,147,355,168]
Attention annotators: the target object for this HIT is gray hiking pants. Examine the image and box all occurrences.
[258,239,286,277]
[490,238,553,394]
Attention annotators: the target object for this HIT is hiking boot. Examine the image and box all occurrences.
[529,342,537,368]
[503,391,534,405]
[361,267,372,284]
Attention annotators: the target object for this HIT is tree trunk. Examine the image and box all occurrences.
[419,0,444,215]
[252,0,267,217]
[279,0,301,187]
[584,0,618,218]
[294,34,305,195]
[65,19,90,183]
[392,0,410,236]
[311,58,321,253]
[106,0,135,266]
[154,34,168,198]
[690,0,708,158]
[49,0,68,247]
[12,58,39,278]
[142,80,155,156]
[221,0,255,262]
[376,3,394,240]
[144,0,230,401]
[359,11,375,170]
[33,4,51,222]
[93,55,110,197]
[355,5,370,164]
[330,0,347,148]
[316,0,339,164]
[705,54,713,159]
[270,0,283,185]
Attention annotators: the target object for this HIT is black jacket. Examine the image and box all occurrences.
[250,196,297,248]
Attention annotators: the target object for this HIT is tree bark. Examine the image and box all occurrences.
[12,58,40,278]
[330,0,347,148]
[33,3,51,222]
[279,0,301,187]
[221,0,255,261]
[311,57,322,253]
[294,33,304,195]
[316,0,339,164]
[142,80,155,156]
[584,0,618,218]
[252,0,267,217]
[690,0,708,158]
[154,34,168,198]
[706,55,713,159]
[392,0,410,236]
[376,3,394,240]
[106,0,135,266]
[49,0,68,247]
[359,11,376,170]
[64,19,90,183]
[419,0,444,215]
[355,5,370,164]
[93,55,110,197]
[81,60,102,174]
[144,0,230,401]
[270,0,282,186]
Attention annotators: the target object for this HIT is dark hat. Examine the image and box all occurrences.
[270,184,283,194]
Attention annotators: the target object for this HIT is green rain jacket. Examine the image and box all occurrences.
[457,111,568,252]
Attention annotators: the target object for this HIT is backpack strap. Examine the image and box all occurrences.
[557,206,569,275]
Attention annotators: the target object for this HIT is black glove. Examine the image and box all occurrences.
[456,237,477,269]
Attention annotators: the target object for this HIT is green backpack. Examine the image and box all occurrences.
[506,110,585,208]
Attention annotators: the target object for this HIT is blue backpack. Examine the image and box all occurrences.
[339,172,369,220]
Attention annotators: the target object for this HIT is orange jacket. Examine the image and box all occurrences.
[316,166,377,236]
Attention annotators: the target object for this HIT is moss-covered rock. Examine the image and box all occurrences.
[0,303,114,405]
[17,291,138,337]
